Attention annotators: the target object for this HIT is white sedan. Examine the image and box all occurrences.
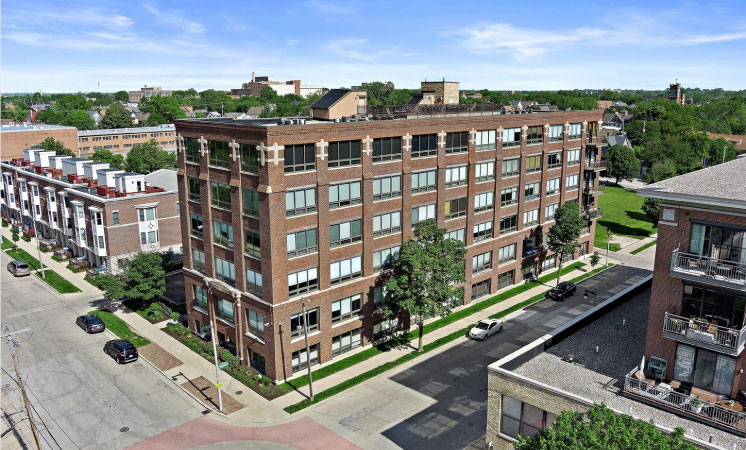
[469,319,503,340]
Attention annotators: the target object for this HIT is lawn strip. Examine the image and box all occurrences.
[630,240,657,255]
[89,310,150,347]
[35,270,81,293]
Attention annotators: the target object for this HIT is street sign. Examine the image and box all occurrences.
[215,382,224,389]
[217,362,229,369]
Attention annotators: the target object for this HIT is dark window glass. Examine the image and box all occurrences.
[445,131,468,153]
[328,140,362,167]
[284,144,316,173]
[411,134,437,158]
[372,137,402,162]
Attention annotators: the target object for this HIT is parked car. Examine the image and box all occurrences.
[469,319,503,340]
[76,315,105,333]
[547,281,577,301]
[7,260,30,277]
[104,339,138,364]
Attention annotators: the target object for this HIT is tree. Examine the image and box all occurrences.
[259,86,278,102]
[363,81,395,105]
[515,404,695,450]
[95,274,126,301]
[645,160,676,184]
[384,219,466,351]
[32,137,75,156]
[546,202,584,286]
[590,251,601,269]
[61,110,96,130]
[11,227,19,245]
[100,102,133,128]
[606,145,641,185]
[90,149,125,169]
[140,95,186,125]
[124,252,166,302]
[113,90,129,102]
[642,197,661,224]
[125,139,176,173]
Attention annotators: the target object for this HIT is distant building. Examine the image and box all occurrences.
[1,123,79,159]
[409,80,460,105]
[528,103,559,113]
[602,110,634,133]
[669,81,686,105]
[708,133,746,156]
[128,85,173,104]
[87,110,102,126]
[461,92,483,99]
[77,124,177,156]
[597,100,613,109]
[603,133,633,149]
[230,73,309,97]
[310,88,367,120]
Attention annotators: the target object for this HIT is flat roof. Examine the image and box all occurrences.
[512,289,741,449]
[1,124,76,132]
[77,124,175,136]
[144,169,177,192]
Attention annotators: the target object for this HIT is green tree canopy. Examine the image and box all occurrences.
[124,139,176,173]
[113,90,129,102]
[95,274,126,301]
[90,148,125,169]
[123,252,166,302]
[606,144,641,184]
[140,95,186,125]
[35,109,64,125]
[100,102,133,129]
[546,202,584,286]
[61,110,96,130]
[384,219,466,351]
[52,93,92,110]
[32,137,75,156]
[642,197,661,225]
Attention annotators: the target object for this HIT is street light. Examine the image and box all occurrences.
[584,288,598,307]
[606,228,611,267]
[301,297,314,401]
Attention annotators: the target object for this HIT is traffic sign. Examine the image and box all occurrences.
[218,362,229,369]
[215,382,224,389]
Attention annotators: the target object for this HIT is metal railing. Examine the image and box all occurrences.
[585,160,607,170]
[624,368,746,433]
[671,249,746,287]
[358,103,508,119]
[583,207,603,219]
[584,186,604,196]
[663,312,746,353]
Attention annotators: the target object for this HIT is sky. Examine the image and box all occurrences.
[2,0,746,93]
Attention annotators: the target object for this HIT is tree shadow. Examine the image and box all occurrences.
[625,210,653,224]
[598,220,651,239]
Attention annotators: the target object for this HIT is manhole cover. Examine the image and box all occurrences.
[120,427,129,433]
[235,391,243,395]
[201,409,211,415]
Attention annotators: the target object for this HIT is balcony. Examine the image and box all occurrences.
[584,160,607,171]
[583,186,604,196]
[663,312,746,356]
[670,249,746,291]
[583,207,603,219]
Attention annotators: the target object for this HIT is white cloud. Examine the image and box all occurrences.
[5,8,134,28]
[142,2,207,34]
[321,38,396,61]
[305,1,356,15]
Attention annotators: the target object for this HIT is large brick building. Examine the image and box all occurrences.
[1,123,79,159]
[77,124,177,156]
[174,106,605,382]
[0,150,181,273]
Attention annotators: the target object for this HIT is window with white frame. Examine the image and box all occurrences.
[291,308,319,338]
[373,211,401,237]
[523,208,539,226]
[502,127,521,147]
[567,149,580,166]
[502,158,519,177]
[287,228,318,257]
[373,285,387,308]
[547,152,562,169]
[212,220,233,248]
[546,177,560,195]
[138,207,156,222]
[412,204,435,224]
[445,165,467,187]
[545,203,559,221]
[330,256,362,284]
[474,192,494,212]
[475,161,495,182]
[445,228,465,242]
[288,267,318,296]
[473,221,493,242]
[332,328,361,356]
[524,182,540,201]
[499,243,516,264]
[292,344,319,371]
[373,246,400,270]
[329,180,361,208]
[542,256,556,270]
[373,175,401,200]
[97,236,105,249]
[476,129,496,150]
[332,294,362,323]
[411,169,436,193]
[194,285,208,310]
[548,124,563,142]
[566,174,579,190]
[373,317,399,339]
[472,251,492,273]
[285,187,316,216]
[214,257,235,286]
[216,298,235,323]
[568,123,582,140]
[330,219,362,247]
[140,230,158,244]
[246,269,263,297]
[247,309,264,339]
[501,186,518,206]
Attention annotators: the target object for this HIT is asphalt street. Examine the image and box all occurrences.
[0,252,203,450]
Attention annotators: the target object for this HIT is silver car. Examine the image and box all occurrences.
[7,260,30,277]
[469,319,503,340]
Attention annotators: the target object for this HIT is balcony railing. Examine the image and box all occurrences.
[670,248,746,289]
[584,160,607,170]
[583,207,603,219]
[583,186,604,196]
[663,312,746,355]
[624,367,746,434]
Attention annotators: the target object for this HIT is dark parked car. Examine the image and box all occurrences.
[7,260,31,277]
[104,339,138,364]
[76,315,105,333]
[547,281,577,301]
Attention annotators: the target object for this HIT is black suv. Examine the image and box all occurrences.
[76,315,105,333]
[547,281,577,301]
[104,340,138,364]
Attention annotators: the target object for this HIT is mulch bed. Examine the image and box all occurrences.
[138,342,183,372]
[181,376,244,414]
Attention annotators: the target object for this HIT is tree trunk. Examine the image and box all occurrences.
[418,319,424,352]
[556,251,563,287]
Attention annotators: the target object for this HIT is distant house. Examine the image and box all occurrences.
[708,133,746,156]
[597,100,613,109]
[222,112,257,120]
[602,110,634,131]
[87,110,102,126]
[529,103,558,113]
[603,133,633,149]
[206,111,222,119]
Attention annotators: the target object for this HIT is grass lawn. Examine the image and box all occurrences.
[89,310,150,347]
[631,240,657,255]
[1,237,15,250]
[4,247,41,270]
[35,270,81,294]
[596,185,656,249]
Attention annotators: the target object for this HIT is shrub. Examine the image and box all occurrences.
[21,235,30,242]
[171,312,180,322]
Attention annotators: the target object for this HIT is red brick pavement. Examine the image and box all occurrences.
[127,415,361,450]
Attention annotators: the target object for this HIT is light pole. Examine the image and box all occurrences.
[606,228,611,267]
[208,310,223,412]
[301,297,314,401]
[31,218,45,279]
[584,289,598,307]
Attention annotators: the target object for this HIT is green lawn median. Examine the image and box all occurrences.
[35,270,81,294]
[630,240,657,255]
[2,236,15,250]
[89,310,150,347]
[4,247,41,270]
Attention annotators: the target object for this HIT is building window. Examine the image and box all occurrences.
[80,229,87,242]
[567,149,580,166]
[499,243,516,264]
[546,177,560,195]
[476,129,496,151]
[247,309,264,339]
[446,131,468,153]
[523,209,539,227]
[112,211,119,225]
[246,268,263,298]
[498,270,515,289]
[332,328,362,357]
[288,267,318,296]
[542,256,556,270]
[373,317,399,339]
[472,279,491,300]
[373,211,401,237]
[445,165,467,187]
[210,182,231,209]
[214,257,235,286]
[373,285,387,308]
[475,161,495,182]
[566,174,579,191]
[547,152,562,169]
[213,220,234,248]
[194,285,208,310]
[502,127,521,147]
[545,203,559,221]
[372,137,402,162]
[287,228,318,258]
[445,228,465,242]
[524,182,540,201]
[587,121,599,140]
[97,236,105,248]
[208,141,231,168]
[332,294,362,323]
[474,192,494,212]
[284,144,316,173]
[329,140,362,167]
[192,249,206,273]
[373,175,401,200]
[411,134,437,158]
[526,126,543,145]
[330,219,362,247]
[411,169,436,193]
[190,213,203,238]
[244,229,261,257]
[216,298,235,323]
[501,187,518,207]
[548,124,563,142]
[185,137,200,163]
[286,187,316,216]
[525,155,542,174]
[243,188,259,216]
[137,207,156,222]
[291,308,319,338]
[445,197,467,219]
[502,158,519,177]
[412,204,436,224]
[500,396,556,439]
[330,256,362,284]
[241,144,259,173]
[329,181,361,209]
[473,221,493,242]
[568,123,582,140]
[473,251,492,274]
[373,246,400,270]
[291,344,319,371]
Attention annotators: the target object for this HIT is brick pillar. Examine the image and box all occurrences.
[361,136,375,277]
[316,139,331,288]
[198,136,215,277]
[436,130,447,228]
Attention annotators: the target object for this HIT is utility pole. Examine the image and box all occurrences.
[209,321,223,412]
[723,144,727,164]
[31,218,44,279]
[606,228,611,267]
[2,324,41,450]
[301,298,314,401]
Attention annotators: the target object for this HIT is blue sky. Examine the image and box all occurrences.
[2,0,746,93]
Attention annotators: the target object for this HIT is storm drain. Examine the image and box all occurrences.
[120,427,130,433]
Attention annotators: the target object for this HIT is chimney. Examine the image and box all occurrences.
[252,72,256,82]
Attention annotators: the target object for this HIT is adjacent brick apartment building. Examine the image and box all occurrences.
[174,101,605,382]
[77,124,177,156]
[1,123,79,159]
[0,150,181,273]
